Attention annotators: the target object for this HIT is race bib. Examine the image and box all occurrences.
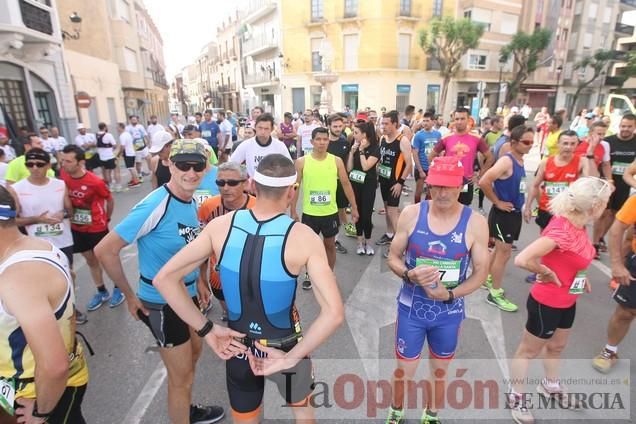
[611,162,630,176]
[461,184,469,193]
[378,164,392,179]
[0,378,15,415]
[416,257,461,288]
[349,170,366,184]
[71,208,92,225]
[201,130,212,138]
[133,138,145,151]
[309,191,331,206]
[194,189,212,208]
[569,270,587,295]
[544,181,568,198]
[34,223,63,237]
[519,177,527,194]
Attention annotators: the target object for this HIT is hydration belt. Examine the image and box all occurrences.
[234,332,302,350]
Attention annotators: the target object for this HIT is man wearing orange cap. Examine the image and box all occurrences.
[385,156,490,423]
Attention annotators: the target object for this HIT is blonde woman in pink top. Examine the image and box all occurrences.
[507,177,612,424]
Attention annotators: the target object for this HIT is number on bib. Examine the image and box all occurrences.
[569,270,587,295]
[611,162,629,176]
[416,257,461,288]
[309,191,331,206]
[201,130,212,138]
[378,165,392,179]
[34,223,63,237]
[545,182,568,198]
[349,170,366,184]
[461,184,469,193]
[0,378,15,415]
[71,208,92,225]
[194,190,212,208]
[519,177,527,194]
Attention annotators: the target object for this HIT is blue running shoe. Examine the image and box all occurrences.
[87,291,110,311]
[109,288,126,308]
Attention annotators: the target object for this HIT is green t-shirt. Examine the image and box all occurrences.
[485,131,502,147]
[5,156,54,183]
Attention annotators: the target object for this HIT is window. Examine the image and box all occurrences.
[603,7,612,24]
[468,50,488,70]
[500,13,518,35]
[117,0,130,21]
[398,33,411,69]
[569,31,578,50]
[574,1,582,15]
[562,28,569,42]
[464,8,492,32]
[433,0,443,16]
[583,32,592,49]
[343,34,359,70]
[588,3,598,18]
[311,38,323,72]
[34,93,53,128]
[399,0,412,16]
[123,47,138,72]
[311,0,323,21]
[344,0,357,17]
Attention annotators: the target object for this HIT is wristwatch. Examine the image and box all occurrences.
[196,319,214,338]
[402,269,411,283]
[443,289,455,304]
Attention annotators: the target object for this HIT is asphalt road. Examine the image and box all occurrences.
[74,155,635,423]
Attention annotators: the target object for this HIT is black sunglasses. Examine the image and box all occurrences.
[173,162,206,172]
[26,161,47,168]
[216,179,246,187]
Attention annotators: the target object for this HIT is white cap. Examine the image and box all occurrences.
[149,130,174,154]
[511,106,520,113]
[76,123,85,130]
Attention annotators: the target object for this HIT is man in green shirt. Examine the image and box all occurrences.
[485,116,503,147]
[6,133,54,184]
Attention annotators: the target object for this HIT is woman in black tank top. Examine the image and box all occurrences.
[155,159,171,187]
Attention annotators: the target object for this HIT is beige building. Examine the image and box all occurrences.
[212,12,243,113]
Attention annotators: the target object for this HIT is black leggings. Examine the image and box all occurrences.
[478,188,485,209]
[353,182,375,239]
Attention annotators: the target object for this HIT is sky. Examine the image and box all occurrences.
[143,0,238,79]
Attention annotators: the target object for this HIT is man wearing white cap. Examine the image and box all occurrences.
[74,124,99,171]
[149,130,174,189]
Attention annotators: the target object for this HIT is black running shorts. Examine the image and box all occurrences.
[138,296,199,348]
[302,213,339,238]
[613,254,636,309]
[525,294,576,339]
[488,208,522,244]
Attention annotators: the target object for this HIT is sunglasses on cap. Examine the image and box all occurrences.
[215,178,246,187]
[173,161,206,172]
[26,161,47,168]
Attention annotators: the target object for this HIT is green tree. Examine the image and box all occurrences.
[499,28,552,104]
[418,17,484,115]
[570,49,616,119]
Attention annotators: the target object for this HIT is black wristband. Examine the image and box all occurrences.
[443,289,455,304]
[402,269,411,283]
[196,319,214,338]
[586,154,595,159]
[397,178,406,185]
[32,401,52,419]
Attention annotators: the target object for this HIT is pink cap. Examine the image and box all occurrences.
[426,156,464,187]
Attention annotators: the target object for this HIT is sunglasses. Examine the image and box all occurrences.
[173,162,206,172]
[26,161,47,168]
[520,139,533,146]
[215,179,246,187]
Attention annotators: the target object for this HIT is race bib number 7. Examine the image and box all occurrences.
[416,257,461,288]
[0,378,15,415]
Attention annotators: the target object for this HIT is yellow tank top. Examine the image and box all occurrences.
[302,153,338,217]
[0,247,89,399]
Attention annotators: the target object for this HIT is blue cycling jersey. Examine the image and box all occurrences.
[115,185,199,303]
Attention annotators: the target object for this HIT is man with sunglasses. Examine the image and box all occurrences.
[5,134,54,184]
[478,126,534,312]
[95,138,226,424]
[198,162,255,321]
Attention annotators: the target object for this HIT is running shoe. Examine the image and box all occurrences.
[141,171,151,177]
[302,273,312,290]
[536,380,582,410]
[335,240,348,254]
[109,288,126,308]
[385,406,404,424]
[75,309,88,325]
[508,393,535,424]
[375,233,393,246]
[87,290,111,311]
[345,223,357,237]
[525,273,536,284]
[481,274,493,291]
[356,244,366,255]
[190,404,225,424]
[598,239,608,252]
[592,348,619,374]
[486,289,518,312]
[421,408,442,423]
[128,180,142,188]
[138,176,144,183]
[365,245,375,256]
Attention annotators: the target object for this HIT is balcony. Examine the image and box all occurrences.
[615,22,635,36]
[620,0,636,9]
[606,75,626,86]
[244,0,277,24]
[244,72,279,86]
[219,83,237,92]
[242,33,278,57]
[19,0,53,35]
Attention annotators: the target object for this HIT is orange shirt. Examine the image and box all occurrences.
[616,195,636,253]
[198,194,256,289]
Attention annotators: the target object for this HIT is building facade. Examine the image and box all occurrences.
[0,0,77,139]
[280,0,451,115]
[213,12,243,113]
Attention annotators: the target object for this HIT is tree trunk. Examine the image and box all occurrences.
[569,83,590,120]
[439,75,451,118]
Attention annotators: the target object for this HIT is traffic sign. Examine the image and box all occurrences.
[75,92,91,109]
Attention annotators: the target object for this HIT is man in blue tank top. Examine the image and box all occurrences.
[153,154,344,423]
[478,126,534,313]
[95,139,227,424]
[385,156,490,424]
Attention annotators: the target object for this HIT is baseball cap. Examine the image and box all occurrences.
[356,113,368,122]
[510,106,520,114]
[585,112,595,119]
[426,156,464,187]
[76,123,85,130]
[169,138,206,163]
[149,130,174,154]
[25,148,51,163]
[183,124,198,134]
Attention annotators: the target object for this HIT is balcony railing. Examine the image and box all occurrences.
[615,22,635,35]
[244,0,277,23]
[242,34,278,56]
[620,0,636,8]
[244,72,278,86]
[219,83,237,92]
[606,75,626,86]
[19,0,53,35]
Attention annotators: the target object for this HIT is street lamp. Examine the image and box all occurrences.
[553,65,563,115]
[496,57,506,110]
[61,12,82,40]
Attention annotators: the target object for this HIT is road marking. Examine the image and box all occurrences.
[592,259,612,278]
[122,360,166,424]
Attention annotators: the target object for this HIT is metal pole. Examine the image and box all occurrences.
[496,65,502,111]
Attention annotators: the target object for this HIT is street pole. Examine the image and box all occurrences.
[496,64,503,111]
[553,65,563,116]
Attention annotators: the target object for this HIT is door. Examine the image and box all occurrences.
[88,97,98,132]
[292,88,305,114]
[107,97,118,130]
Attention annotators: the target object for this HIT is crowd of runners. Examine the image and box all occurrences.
[0,102,633,424]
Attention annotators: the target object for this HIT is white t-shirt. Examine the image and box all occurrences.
[297,124,319,151]
[0,145,16,162]
[219,120,234,150]
[75,133,97,156]
[601,140,611,162]
[49,136,67,152]
[96,132,116,161]
[147,123,165,139]
[230,137,292,177]
[13,178,73,249]
[0,162,7,181]
[119,132,135,157]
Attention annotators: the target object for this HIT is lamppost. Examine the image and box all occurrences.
[553,65,563,115]
[496,57,506,110]
[61,12,82,40]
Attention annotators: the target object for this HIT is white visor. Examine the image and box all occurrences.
[253,171,297,187]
